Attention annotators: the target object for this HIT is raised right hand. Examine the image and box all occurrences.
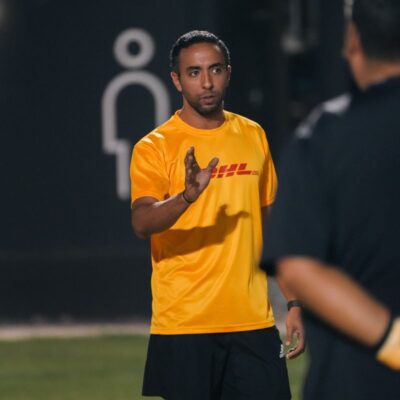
[183,146,219,203]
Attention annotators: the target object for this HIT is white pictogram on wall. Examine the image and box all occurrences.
[101,28,171,200]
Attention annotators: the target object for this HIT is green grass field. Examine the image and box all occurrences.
[0,335,307,400]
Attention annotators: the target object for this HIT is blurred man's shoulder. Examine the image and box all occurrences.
[294,93,352,140]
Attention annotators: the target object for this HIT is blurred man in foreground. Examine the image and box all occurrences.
[264,0,400,399]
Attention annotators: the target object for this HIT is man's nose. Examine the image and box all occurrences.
[202,72,213,89]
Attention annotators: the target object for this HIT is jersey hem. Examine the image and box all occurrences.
[261,196,276,208]
[149,320,275,335]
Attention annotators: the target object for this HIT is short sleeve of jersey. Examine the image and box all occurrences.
[130,139,170,204]
[264,138,331,263]
[259,129,277,207]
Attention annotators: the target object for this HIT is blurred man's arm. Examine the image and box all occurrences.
[277,257,400,369]
[276,256,390,346]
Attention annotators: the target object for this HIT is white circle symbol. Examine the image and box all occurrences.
[113,28,155,69]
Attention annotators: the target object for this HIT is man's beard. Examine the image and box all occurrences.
[184,89,226,117]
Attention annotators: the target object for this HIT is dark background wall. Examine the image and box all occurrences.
[0,0,348,321]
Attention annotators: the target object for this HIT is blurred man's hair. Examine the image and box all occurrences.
[350,0,400,61]
[169,30,231,74]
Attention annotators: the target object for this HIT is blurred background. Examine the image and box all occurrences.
[1,0,350,323]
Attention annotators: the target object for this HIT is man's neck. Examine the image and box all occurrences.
[178,106,225,129]
[359,60,400,90]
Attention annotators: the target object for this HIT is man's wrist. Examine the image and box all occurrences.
[182,191,195,204]
[372,314,395,353]
[287,299,303,311]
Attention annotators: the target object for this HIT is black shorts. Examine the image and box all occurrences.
[142,327,291,400]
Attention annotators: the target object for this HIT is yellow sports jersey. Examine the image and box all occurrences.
[130,110,277,334]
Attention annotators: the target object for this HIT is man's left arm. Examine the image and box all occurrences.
[262,207,305,359]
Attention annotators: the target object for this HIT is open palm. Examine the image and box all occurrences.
[184,146,219,203]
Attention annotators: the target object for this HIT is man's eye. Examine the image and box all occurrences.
[212,67,222,74]
[189,70,199,77]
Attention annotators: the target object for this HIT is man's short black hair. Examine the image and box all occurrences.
[350,0,400,61]
[169,30,231,74]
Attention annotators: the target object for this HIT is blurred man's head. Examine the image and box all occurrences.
[343,0,400,89]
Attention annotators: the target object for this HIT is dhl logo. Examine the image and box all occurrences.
[211,163,259,178]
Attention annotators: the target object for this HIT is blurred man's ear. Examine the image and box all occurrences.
[343,22,361,62]
[343,22,364,89]
[171,71,182,93]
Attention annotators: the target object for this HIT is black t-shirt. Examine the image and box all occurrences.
[264,78,400,399]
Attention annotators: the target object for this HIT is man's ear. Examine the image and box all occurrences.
[343,22,361,62]
[343,21,366,88]
[171,71,182,92]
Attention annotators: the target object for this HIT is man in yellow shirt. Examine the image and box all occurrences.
[130,30,304,399]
